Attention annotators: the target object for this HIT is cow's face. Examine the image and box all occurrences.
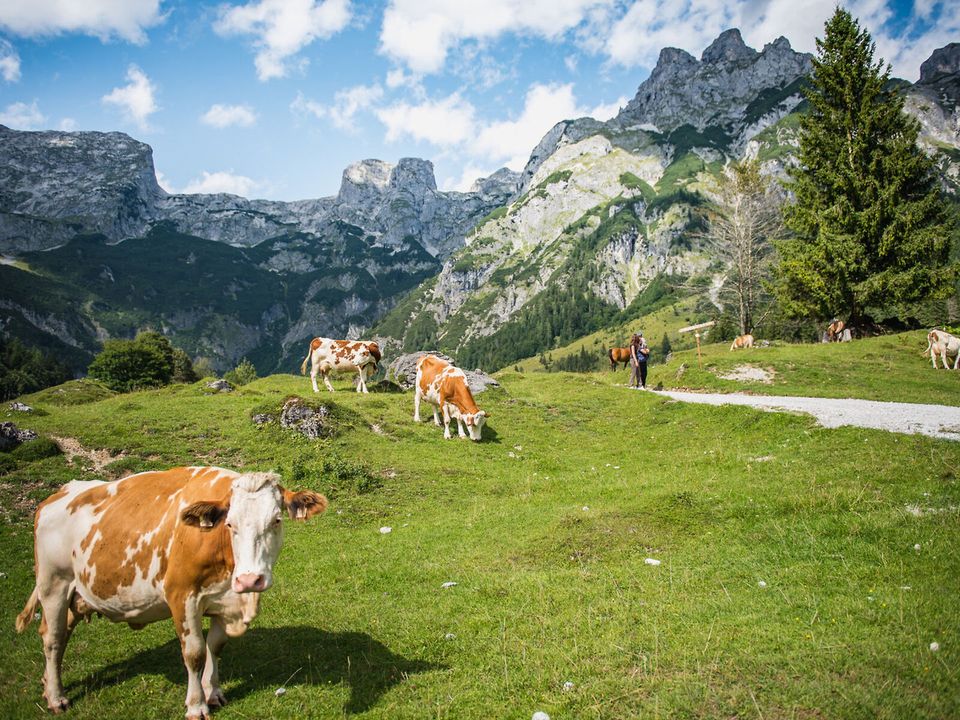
[463,410,489,441]
[182,472,327,594]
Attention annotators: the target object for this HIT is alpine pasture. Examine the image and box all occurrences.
[1,344,958,719]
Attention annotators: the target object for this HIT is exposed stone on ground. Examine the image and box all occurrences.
[206,379,233,393]
[0,422,37,450]
[386,352,500,394]
[717,365,775,383]
[252,414,275,426]
[280,398,332,439]
[8,402,32,412]
[50,436,125,471]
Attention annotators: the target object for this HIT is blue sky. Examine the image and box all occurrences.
[0,1,955,201]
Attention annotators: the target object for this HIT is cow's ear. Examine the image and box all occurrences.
[181,502,228,530]
[282,489,329,521]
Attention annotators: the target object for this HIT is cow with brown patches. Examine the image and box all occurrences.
[730,333,754,351]
[300,337,381,393]
[414,354,489,441]
[926,329,960,369]
[15,467,327,719]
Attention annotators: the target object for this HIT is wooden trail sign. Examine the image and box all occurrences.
[678,321,715,370]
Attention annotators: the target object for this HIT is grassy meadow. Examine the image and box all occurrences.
[0,366,958,719]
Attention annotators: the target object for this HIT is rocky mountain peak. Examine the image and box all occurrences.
[919,43,960,85]
[701,28,757,64]
[390,157,437,193]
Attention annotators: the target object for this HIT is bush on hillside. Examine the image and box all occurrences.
[224,359,257,387]
[87,332,196,392]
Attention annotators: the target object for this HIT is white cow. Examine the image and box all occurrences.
[926,329,960,369]
[300,337,381,393]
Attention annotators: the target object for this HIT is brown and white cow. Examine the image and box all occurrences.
[730,333,754,351]
[926,329,960,370]
[826,319,846,343]
[414,354,489,441]
[300,337,381,393]
[15,467,327,718]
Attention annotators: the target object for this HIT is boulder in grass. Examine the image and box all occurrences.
[0,422,38,451]
[280,398,332,439]
[9,402,33,412]
[205,379,233,393]
[386,352,500,394]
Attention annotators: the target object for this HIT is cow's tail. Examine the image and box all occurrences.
[300,342,314,376]
[15,586,39,633]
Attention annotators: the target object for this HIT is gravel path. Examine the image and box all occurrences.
[653,390,960,441]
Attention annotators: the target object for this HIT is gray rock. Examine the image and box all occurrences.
[8,402,32,412]
[0,421,38,450]
[252,413,275,426]
[280,398,332,439]
[386,352,500,394]
[205,379,233,393]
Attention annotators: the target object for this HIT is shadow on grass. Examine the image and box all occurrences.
[68,625,443,714]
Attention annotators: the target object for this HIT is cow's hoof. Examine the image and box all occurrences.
[46,695,70,714]
[186,703,212,720]
[205,688,228,708]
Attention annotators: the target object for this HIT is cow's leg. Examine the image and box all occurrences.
[432,407,441,426]
[953,353,960,371]
[456,417,467,438]
[442,405,453,439]
[357,366,369,394]
[413,389,422,422]
[322,370,335,392]
[173,597,211,720]
[37,579,73,714]
[201,616,229,709]
[310,363,320,393]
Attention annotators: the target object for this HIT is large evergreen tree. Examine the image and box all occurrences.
[774,8,955,326]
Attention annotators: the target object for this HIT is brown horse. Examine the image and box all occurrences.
[608,347,631,370]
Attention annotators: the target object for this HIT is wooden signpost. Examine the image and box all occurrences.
[678,321,715,370]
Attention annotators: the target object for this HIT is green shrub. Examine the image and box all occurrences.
[87,332,197,392]
[224,359,258,387]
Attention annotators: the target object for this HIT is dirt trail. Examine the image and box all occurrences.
[654,391,960,441]
[51,436,125,471]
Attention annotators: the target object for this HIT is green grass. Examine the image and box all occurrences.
[644,330,960,406]
[1,367,959,719]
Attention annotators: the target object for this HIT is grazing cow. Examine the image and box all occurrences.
[15,467,327,719]
[926,329,960,369]
[300,337,381,393]
[414,354,489,441]
[730,333,754,351]
[826,319,846,343]
[608,347,631,370]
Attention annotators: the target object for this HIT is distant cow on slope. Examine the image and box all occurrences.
[300,337,381,393]
[926,329,960,369]
[825,319,848,343]
[608,347,631,370]
[16,466,327,718]
[730,334,754,351]
[414,354,489,441]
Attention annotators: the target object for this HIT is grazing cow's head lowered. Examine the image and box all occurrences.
[181,472,327,593]
[461,410,488,442]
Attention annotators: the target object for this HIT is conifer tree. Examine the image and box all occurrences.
[774,8,955,327]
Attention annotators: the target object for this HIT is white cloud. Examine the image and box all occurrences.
[180,170,260,197]
[588,95,628,122]
[201,103,257,128]
[293,84,383,131]
[376,92,476,146]
[0,100,46,129]
[379,0,611,74]
[102,65,158,130]
[58,117,77,131]
[0,0,163,43]
[215,0,352,81]
[473,83,585,170]
[0,39,20,82]
[385,67,419,89]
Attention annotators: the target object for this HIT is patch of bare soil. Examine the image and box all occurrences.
[51,436,125,472]
[717,365,775,383]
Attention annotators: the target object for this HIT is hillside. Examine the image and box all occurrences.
[375,36,960,372]
[1,358,959,718]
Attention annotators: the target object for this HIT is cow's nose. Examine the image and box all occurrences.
[233,573,266,593]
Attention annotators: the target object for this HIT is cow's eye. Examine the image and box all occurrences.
[273,516,282,526]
